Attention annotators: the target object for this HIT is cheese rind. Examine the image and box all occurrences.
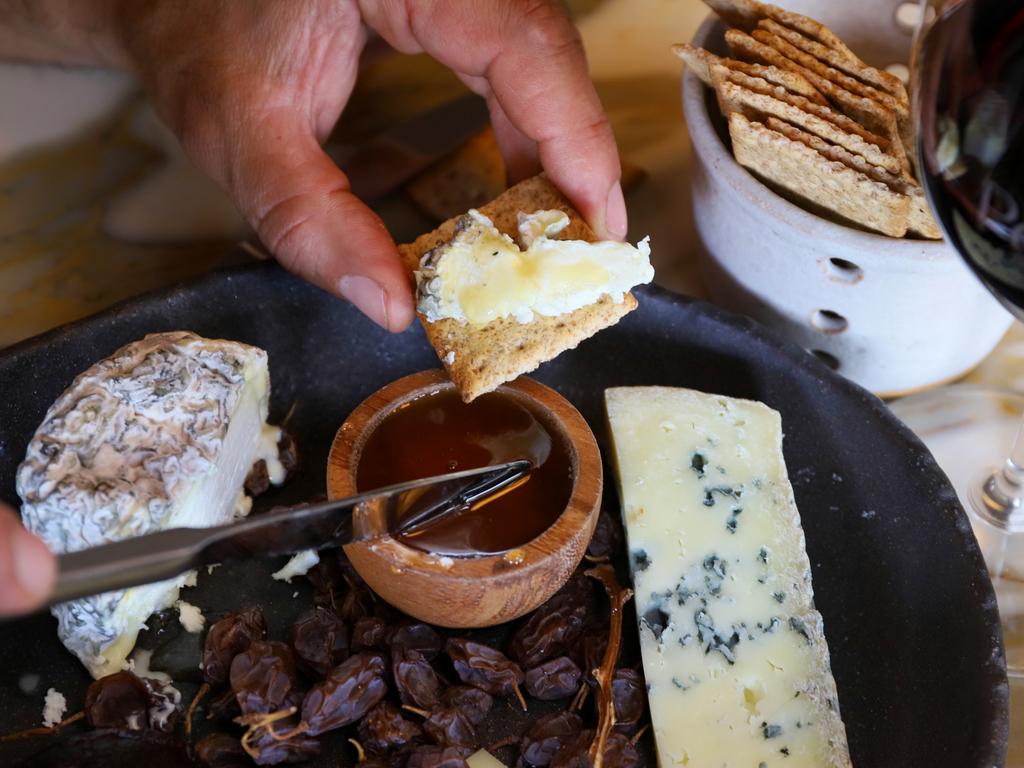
[17,332,274,678]
[606,387,851,768]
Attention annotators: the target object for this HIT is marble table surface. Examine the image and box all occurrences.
[1,0,1020,762]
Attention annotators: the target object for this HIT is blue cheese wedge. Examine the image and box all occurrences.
[17,332,281,678]
[415,209,653,326]
[605,387,851,768]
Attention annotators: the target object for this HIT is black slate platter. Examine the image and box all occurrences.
[0,261,1008,767]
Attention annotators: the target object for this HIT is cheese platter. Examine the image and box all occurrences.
[0,260,1007,767]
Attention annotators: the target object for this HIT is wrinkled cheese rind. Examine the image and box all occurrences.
[606,387,851,768]
[17,332,273,678]
[415,209,653,325]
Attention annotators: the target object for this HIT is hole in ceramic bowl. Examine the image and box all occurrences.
[811,310,849,335]
[895,2,935,34]
[825,257,864,283]
[886,63,910,84]
[810,349,841,371]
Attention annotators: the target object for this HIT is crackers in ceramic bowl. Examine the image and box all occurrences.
[398,176,653,402]
[676,0,939,239]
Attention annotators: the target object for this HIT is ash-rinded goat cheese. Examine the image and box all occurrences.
[17,332,279,678]
[606,387,851,768]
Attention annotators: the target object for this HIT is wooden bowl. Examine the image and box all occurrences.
[327,370,602,628]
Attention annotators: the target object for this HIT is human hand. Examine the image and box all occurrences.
[0,502,56,616]
[110,0,625,331]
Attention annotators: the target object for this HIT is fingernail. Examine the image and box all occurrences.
[12,527,54,598]
[339,275,389,329]
[605,181,628,239]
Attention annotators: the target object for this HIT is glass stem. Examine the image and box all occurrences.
[978,415,1024,532]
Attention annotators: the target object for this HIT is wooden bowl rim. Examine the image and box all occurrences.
[327,369,602,583]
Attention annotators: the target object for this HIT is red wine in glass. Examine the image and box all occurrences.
[911,0,1024,675]
[916,0,1024,316]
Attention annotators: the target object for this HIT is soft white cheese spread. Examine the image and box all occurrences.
[415,209,653,325]
[176,600,205,633]
[128,648,172,684]
[271,549,320,582]
[42,688,67,727]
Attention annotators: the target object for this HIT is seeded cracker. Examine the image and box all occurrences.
[702,0,761,30]
[406,128,506,223]
[726,29,910,173]
[710,66,902,175]
[727,112,910,237]
[754,19,907,102]
[764,117,940,239]
[754,24,906,120]
[752,24,913,158]
[703,0,860,63]
[673,43,827,105]
[398,175,638,402]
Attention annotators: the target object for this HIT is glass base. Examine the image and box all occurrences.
[891,384,1024,677]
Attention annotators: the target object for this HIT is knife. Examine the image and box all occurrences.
[332,92,491,204]
[49,459,531,607]
[238,92,491,259]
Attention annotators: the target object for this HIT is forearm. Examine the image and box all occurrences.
[0,0,126,67]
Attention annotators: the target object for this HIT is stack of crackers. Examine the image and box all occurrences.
[677,0,940,239]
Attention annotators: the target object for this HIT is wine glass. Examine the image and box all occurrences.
[897,0,1024,675]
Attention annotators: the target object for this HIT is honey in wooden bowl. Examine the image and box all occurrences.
[328,369,602,628]
[356,389,573,556]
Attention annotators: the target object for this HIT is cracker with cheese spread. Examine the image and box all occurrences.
[398,175,653,402]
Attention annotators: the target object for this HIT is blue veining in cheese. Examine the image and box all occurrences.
[606,387,851,768]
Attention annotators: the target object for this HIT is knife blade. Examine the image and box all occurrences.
[48,459,530,607]
[238,92,491,259]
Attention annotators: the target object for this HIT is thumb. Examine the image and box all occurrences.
[220,111,415,332]
[0,504,56,616]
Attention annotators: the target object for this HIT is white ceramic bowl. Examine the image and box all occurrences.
[682,2,1012,397]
